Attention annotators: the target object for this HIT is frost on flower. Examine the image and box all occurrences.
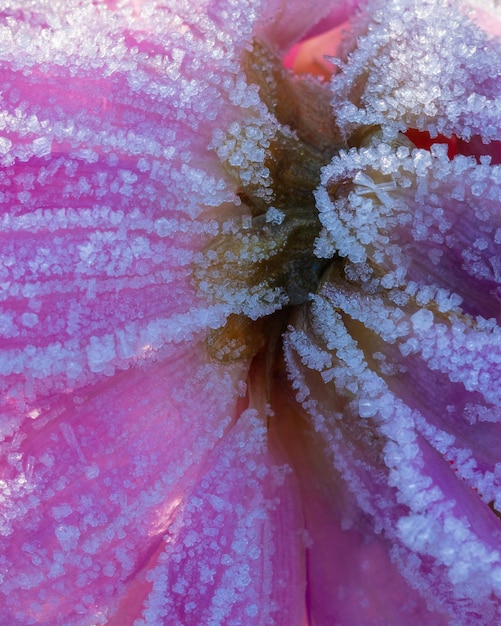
[0,0,501,624]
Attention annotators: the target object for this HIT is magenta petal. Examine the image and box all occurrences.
[302,466,449,626]
[2,0,501,624]
[0,2,244,430]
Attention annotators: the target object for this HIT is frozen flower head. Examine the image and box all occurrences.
[1,0,501,624]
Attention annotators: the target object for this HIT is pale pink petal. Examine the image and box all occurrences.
[467,0,501,38]
[291,22,351,79]
[246,0,353,53]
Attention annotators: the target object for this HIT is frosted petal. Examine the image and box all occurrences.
[0,344,248,624]
[132,407,305,626]
[2,0,501,624]
[331,0,501,142]
[283,295,501,623]
[270,398,449,626]
[316,142,501,321]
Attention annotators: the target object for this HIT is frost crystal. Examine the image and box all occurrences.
[0,0,501,625]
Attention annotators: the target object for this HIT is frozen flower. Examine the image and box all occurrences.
[0,0,501,624]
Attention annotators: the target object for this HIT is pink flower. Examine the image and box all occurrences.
[0,0,500,624]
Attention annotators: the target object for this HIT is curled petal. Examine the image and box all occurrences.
[331,0,501,141]
[283,290,501,621]
[316,142,501,320]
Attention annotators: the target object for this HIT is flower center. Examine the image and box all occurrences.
[194,42,344,363]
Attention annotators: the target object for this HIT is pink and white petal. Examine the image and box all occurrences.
[270,396,450,626]
[125,406,306,626]
[0,343,248,624]
[321,281,501,408]
[467,0,501,38]
[331,0,501,142]
[0,1,249,430]
[315,143,501,322]
[319,281,501,519]
[283,298,501,623]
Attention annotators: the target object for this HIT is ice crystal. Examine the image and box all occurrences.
[0,0,500,624]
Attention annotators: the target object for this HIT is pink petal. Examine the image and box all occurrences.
[0,1,242,428]
[119,405,306,625]
[316,143,501,322]
[0,344,248,624]
[250,0,354,53]
[283,293,501,622]
[290,22,351,79]
[331,0,501,142]
[270,389,449,625]
[3,0,501,624]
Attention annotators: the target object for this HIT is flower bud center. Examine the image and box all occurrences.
[196,41,342,362]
